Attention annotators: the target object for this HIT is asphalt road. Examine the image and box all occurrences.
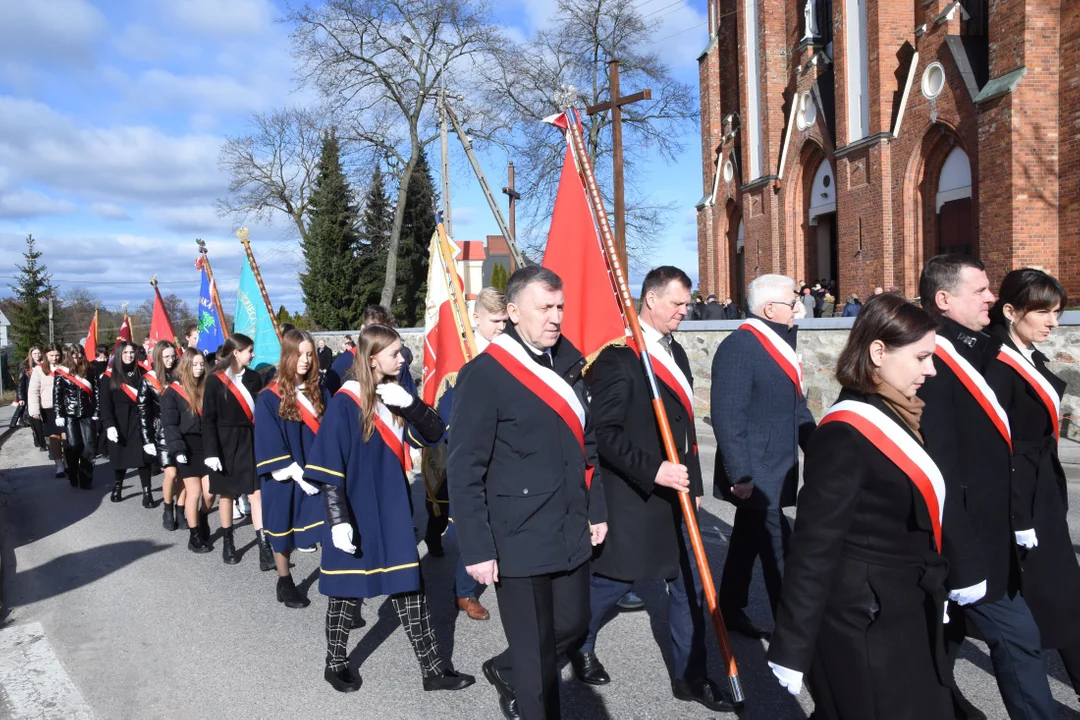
[1,413,1079,719]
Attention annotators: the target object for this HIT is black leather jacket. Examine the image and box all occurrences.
[137,373,172,451]
[53,368,96,419]
[17,365,31,404]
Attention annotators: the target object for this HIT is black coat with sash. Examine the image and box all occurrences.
[768,390,952,720]
[202,368,263,495]
[447,324,606,578]
[984,324,1080,648]
[585,331,702,582]
[98,366,149,470]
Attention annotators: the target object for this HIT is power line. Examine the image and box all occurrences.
[642,0,686,20]
[644,20,706,46]
[0,275,193,287]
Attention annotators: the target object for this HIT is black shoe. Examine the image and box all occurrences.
[569,651,610,685]
[482,659,520,719]
[110,482,123,503]
[324,666,361,693]
[672,678,738,712]
[222,528,239,565]
[188,527,212,554]
[616,590,646,611]
[276,575,310,609]
[175,505,188,529]
[423,667,476,692]
[162,502,177,531]
[198,512,212,548]
[426,536,445,558]
[722,608,769,639]
[142,487,154,509]
[256,529,275,572]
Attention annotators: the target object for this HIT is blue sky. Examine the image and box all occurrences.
[0,0,709,319]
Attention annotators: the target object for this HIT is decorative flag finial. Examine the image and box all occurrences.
[236,227,251,244]
[149,274,158,288]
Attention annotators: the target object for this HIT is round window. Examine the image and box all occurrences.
[922,62,946,100]
[822,174,831,188]
[796,91,817,130]
[723,158,734,183]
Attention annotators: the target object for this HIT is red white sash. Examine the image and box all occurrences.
[144,370,162,393]
[626,336,694,421]
[934,336,1012,450]
[337,380,411,474]
[117,378,138,403]
[138,359,152,373]
[821,400,946,553]
[169,381,200,416]
[54,367,93,397]
[266,382,321,435]
[216,370,255,423]
[996,346,1061,441]
[740,319,804,396]
[484,334,593,488]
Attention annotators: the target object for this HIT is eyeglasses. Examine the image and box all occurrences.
[768,299,799,310]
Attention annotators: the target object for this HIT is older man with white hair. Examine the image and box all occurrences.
[710,274,816,639]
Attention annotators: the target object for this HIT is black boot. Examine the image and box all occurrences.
[276,575,310,609]
[64,449,78,488]
[162,502,177,531]
[78,458,93,490]
[198,511,213,549]
[175,505,187,529]
[141,486,154,509]
[221,527,239,565]
[110,480,123,503]
[256,529,275,572]
[188,527,211,554]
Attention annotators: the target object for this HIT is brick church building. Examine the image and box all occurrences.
[696,0,1079,305]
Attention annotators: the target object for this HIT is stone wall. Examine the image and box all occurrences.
[313,314,1080,440]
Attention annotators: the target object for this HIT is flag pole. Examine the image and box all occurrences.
[562,108,744,706]
[196,238,230,339]
[236,229,283,344]
[435,223,478,361]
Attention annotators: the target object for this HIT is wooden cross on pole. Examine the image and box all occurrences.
[586,60,651,271]
[501,161,521,265]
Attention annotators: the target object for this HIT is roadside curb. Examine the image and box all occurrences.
[0,418,22,618]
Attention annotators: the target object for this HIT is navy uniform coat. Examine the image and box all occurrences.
[324,344,417,395]
[254,384,329,554]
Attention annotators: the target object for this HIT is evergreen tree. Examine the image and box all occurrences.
[393,151,438,327]
[490,263,509,293]
[9,234,54,358]
[356,165,393,313]
[301,129,363,330]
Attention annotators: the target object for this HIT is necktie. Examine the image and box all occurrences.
[536,351,553,370]
[661,334,674,357]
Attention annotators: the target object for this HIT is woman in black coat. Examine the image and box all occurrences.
[99,342,152,506]
[17,347,47,450]
[162,348,214,553]
[138,341,181,531]
[767,293,953,719]
[202,333,266,567]
[985,268,1080,698]
[53,343,96,490]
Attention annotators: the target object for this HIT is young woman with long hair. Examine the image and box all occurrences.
[29,344,65,477]
[162,349,215,553]
[99,341,153,505]
[53,343,96,489]
[18,346,47,451]
[202,333,267,567]
[305,325,473,694]
[254,329,328,608]
[138,341,184,530]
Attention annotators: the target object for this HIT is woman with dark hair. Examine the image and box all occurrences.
[255,329,327,609]
[162,348,215,553]
[53,343,97,489]
[18,346,47,451]
[767,293,953,718]
[304,325,473,694]
[100,342,153,505]
[29,344,65,476]
[138,341,182,530]
[202,333,266,567]
[985,268,1080,699]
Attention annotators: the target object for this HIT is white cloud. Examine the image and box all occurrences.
[89,202,131,220]
[0,191,77,219]
[142,205,237,235]
[159,0,275,37]
[121,69,267,114]
[0,0,106,67]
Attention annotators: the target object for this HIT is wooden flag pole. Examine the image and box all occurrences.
[196,239,230,339]
[435,223,478,361]
[562,108,745,706]
[237,229,283,344]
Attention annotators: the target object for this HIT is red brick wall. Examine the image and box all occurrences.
[1062,0,1080,298]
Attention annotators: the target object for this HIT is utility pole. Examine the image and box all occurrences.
[48,297,54,344]
[439,88,453,238]
[501,161,521,267]
[585,60,652,272]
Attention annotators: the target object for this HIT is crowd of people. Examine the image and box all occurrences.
[9,255,1077,720]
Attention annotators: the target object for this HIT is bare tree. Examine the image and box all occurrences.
[217,106,326,243]
[287,0,506,308]
[480,0,697,267]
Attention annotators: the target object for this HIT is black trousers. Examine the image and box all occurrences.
[492,561,590,720]
[424,479,450,545]
[63,418,95,488]
[28,415,46,449]
[718,505,790,618]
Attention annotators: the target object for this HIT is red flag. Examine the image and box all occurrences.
[84,309,98,357]
[114,309,132,350]
[541,117,625,363]
[149,285,177,346]
[422,229,473,405]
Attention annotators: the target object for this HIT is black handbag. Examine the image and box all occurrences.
[9,404,25,429]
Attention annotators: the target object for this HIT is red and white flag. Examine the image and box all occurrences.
[84,308,98,358]
[421,228,473,406]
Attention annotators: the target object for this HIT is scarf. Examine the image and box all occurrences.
[875,382,925,443]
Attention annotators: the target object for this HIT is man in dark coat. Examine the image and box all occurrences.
[917,255,1055,719]
[702,294,725,320]
[711,273,815,638]
[316,338,333,375]
[448,266,607,720]
[574,266,732,712]
[722,297,740,320]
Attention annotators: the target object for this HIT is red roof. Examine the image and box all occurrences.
[456,240,486,261]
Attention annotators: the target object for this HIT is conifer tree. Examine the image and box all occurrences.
[393,151,437,327]
[490,263,509,293]
[356,165,393,313]
[9,234,54,358]
[301,129,363,329]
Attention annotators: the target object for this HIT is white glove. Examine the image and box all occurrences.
[375,382,413,409]
[204,457,223,472]
[143,444,156,455]
[271,462,303,482]
[768,662,803,696]
[1015,529,1038,549]
[331,523,357,554]
[106,427,118,442]
[295,477,319,496]
[92,416,98,421]
[55,416,66,427]
[176,454,188,465]
[949,580,987,606]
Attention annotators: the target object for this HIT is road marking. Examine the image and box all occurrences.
[0,622,93,719]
